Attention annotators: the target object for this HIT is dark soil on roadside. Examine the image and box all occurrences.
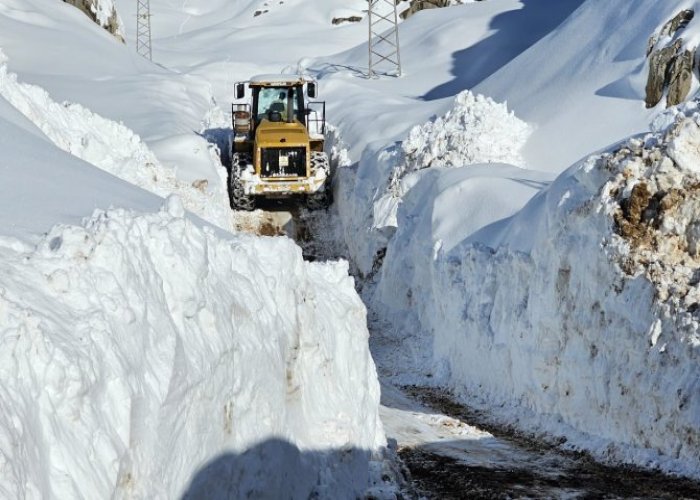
[401,386,700,500]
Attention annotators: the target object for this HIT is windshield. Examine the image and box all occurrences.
[254,86,301,122]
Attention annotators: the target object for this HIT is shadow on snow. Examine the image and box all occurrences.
[180,437,378,500]
[421,0,586,101]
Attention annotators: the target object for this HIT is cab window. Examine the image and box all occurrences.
[255,86,300,122]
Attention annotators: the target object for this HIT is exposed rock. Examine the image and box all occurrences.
[668,49,695,107]
[646,41,683,107]
[645,11,693,57]
[253,0,284,18]
[645,10,696,108]
[660,9,695,39]
[332,16,363,25]
[398,0,466,20]
[62,0,124,42]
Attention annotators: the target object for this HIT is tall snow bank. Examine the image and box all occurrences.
[0,196,385,498]
[336,90,532,275]
[0,51,232,231]
[374,102,700,477]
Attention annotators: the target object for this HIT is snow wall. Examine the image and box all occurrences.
[360,96,700,476]
[0,197,385,498]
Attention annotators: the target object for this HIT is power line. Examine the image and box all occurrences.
[368,0,402,78]
[136,0,152,60]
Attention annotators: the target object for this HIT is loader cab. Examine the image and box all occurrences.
[231,75,326,151]
[253,85,305,125]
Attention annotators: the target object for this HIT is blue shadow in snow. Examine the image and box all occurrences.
[180,438,376,500]
[421,0,586,101]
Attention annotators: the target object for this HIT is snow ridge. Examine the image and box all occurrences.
[335,89,533,275]
[0,51,232,231]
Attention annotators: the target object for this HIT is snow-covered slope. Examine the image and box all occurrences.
[0,0,225,193]
[475,0,700,170]
[0,92,160,242]
[0,52,231,231]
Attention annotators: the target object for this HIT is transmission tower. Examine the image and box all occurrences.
[136,0,152,60]
[368,0,402,78]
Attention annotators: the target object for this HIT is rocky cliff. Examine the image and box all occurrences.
[62,0,124,42]
[398,0,471,20]
[646,10,696,108]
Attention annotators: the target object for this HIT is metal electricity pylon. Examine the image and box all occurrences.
[136,0,152,60]
[368,0,402,78]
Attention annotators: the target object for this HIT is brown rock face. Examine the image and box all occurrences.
[646,41,683,107]
[661,9,695,38]
[332,16,363,25]
[62,0,124,42]
[668,49,695,107]
[398,0,466,20]
[645,10,696,108]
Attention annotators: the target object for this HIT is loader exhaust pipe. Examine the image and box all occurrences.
[287,88,294,123]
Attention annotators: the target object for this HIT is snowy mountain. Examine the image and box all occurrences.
[1,0,700,496]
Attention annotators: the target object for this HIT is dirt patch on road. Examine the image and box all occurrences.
[232,210,290,236]
[401,449,578,500]
[402,386,700,499]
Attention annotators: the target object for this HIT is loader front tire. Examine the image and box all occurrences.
[229,153,255,211]
[307,152,331,210]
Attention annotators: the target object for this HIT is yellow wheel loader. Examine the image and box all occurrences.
[229,75,330,211]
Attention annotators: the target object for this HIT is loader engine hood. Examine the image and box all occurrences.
[256,119,309,148]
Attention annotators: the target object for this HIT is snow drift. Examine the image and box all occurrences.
[336,89,533,276]
[399,91,531,173]
[374,104,700,477]
[0,197,385,498]
[0,51,232,231]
